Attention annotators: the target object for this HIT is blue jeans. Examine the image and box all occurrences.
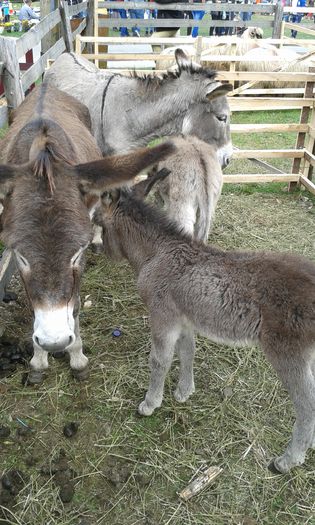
[129,8,144,34]
[118,9,129,36]
[290,14,302,37]
[191,10,205,37]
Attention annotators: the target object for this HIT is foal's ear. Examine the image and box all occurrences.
[206,83,233,100]
[74,141,176,195]
[0,164,17,203]
[133,167,171,199]
[175,48,191,69]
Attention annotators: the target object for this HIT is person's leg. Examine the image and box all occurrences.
[119,8,129,37]
[191,10,205,38]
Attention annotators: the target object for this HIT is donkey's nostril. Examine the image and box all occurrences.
[34,336,40,347]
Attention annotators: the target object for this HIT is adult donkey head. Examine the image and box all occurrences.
[0,129,174,358]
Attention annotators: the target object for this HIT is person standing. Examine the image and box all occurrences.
[153,0,187,41]
[291,0,305,37]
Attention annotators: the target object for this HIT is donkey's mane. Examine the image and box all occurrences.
[118,191,223,255]
[18,118,75,193]
[129,63,217,89]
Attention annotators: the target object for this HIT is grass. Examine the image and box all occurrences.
[1,19,315,524]
[0,181,315,525]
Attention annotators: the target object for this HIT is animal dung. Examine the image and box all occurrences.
[0,425,11,439]
[63,422,80,438]
[179,466,223,501]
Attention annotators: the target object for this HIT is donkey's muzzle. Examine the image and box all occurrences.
[33,305,76,353]
[33,334,75,353]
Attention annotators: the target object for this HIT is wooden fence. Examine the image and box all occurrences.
[0,0,91,125]
[75,30,315,194]
[97,1,284,37]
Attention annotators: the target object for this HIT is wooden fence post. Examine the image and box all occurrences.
[290,66,315,190]
[60,0,74,52]
[272,0,284,39]
[84,0,95,55]
[0,36,24,112]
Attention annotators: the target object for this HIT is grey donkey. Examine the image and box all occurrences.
[135,135,224,242]
[97,182,315,474]
[44,49,233,165]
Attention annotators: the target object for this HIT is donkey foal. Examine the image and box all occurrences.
[136,136,224,241]
[99,188,315,474]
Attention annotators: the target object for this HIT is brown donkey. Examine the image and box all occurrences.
[0,83,174,383]
[97,184,315,474]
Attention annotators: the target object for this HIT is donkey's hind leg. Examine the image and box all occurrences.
[138,325,181,416]
[174,327,196,403]
[266,347,315,474]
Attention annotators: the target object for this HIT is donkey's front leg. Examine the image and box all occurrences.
[174,327,195,403]
[67,316,89,381]
[29,343,49,384]
[138,326,180,416]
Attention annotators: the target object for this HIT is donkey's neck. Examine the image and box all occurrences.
[124,77,203,145]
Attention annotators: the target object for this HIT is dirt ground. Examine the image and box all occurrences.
[0,183,315,525]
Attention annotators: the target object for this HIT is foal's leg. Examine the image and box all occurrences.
[266,347,315,473]
[138,325,181,416]
[174,327,196,402]
[91,224,103,254]
[67,315,89,381]
[29,343,49,384]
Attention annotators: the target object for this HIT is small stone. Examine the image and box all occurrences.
[63,422,79,438]
[0,426,10,439]
[112,329,122,337]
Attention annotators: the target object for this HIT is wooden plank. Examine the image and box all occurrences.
[300,175,315,195]
[231,124,309,133]
[0,250,16,302]
[223,174,300,183]
[59,0,73,52]
[304,150,315,167]
[98,19,274,29]
[220,72,315,82]
[229,98,314,111]
[16,8,61,57]
[77,35,315,46]
[21,37,66,92]
[68,1,88,16]
[99,1,274,13]
[0,37,24,110]
[284,22,315,37]
[83,0,94,55]
[72,18,86,40]
[272,1,283,39]
[233,149,304,159]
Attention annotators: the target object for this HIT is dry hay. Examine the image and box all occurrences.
[0,186,314,524]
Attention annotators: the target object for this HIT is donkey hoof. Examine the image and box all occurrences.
[174,386,195,403]
[138,401,155,416]
[91,243,103,255]
[26,370,45,385]
[268,459,286,475]
[72,366,89,381]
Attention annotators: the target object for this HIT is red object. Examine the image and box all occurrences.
[0,48,35,98]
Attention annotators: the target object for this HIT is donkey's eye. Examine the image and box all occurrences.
[216,115,227,123]
[14,250,30,271]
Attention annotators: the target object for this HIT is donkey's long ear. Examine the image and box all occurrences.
[133,167,171,199]
[75,141,176,195]
[0,164,17,202]
[206,83,233,100]
[175,48,191,70]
